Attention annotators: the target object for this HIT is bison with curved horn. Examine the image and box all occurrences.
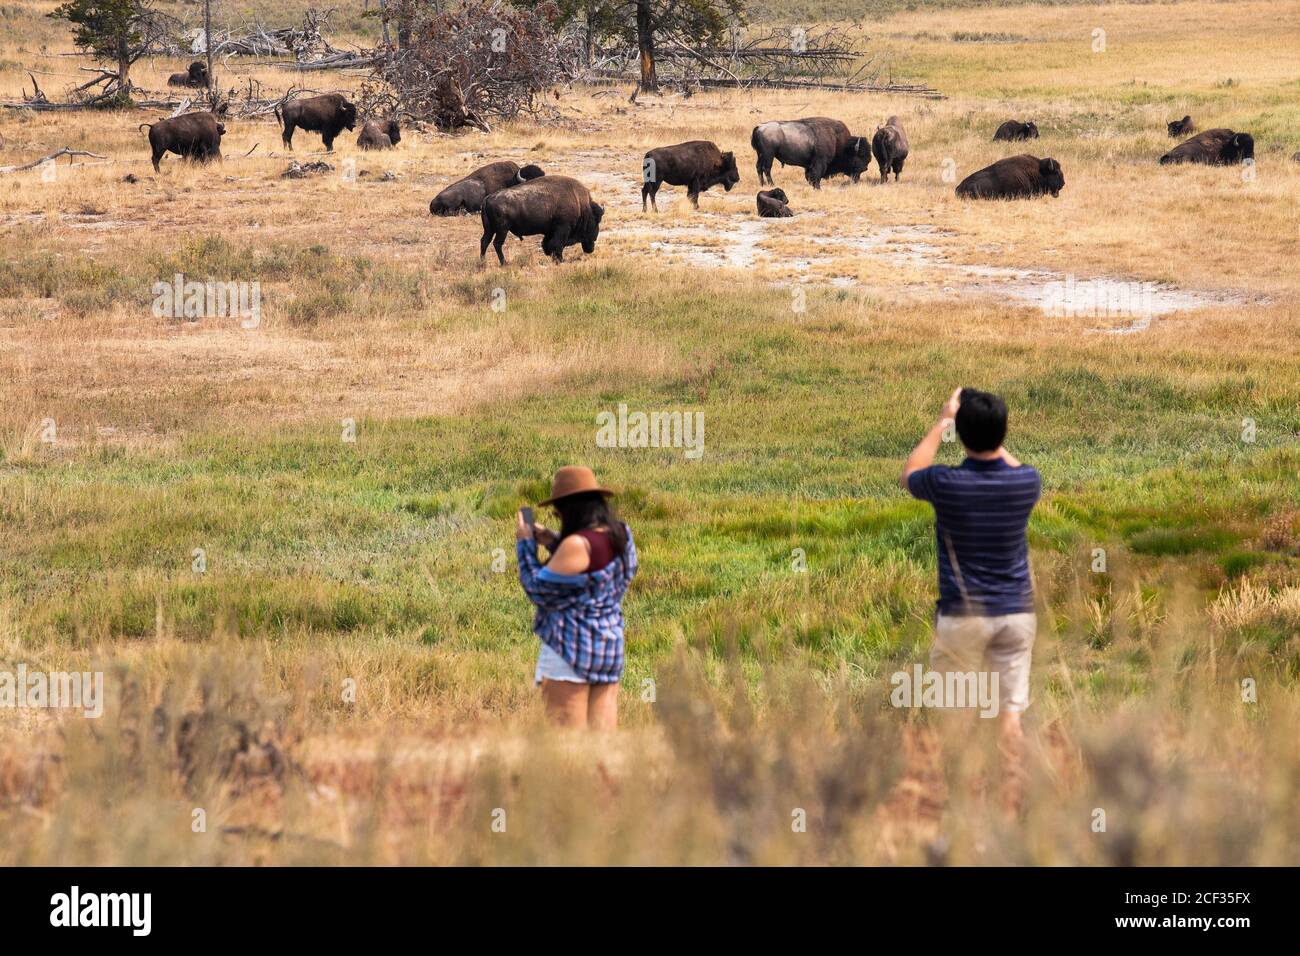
[641,141,739,212]
[956,155,1064,199]
[141,113,224,172]
[168,61,208,88]
[751,117,872,189]
[993,120,1039,142]
[1160,128,1254,166]
[1167,116,1195,138]
[871,116,910,183]
[357,120,401,150]
[430,161,544,216]
[275,93,358,151]
[480,176,603,265]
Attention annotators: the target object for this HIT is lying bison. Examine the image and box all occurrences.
[642,140,739,211]
[430,161,544,216]
[276,93,357,151]
[993,120,1039,142]
[956,155,1064,200]
[357,120,401,150]
[1167,115,1195,138]
[756,188,792,218]
[1160,128,1254,166]
[480,175,603,265]
[168,62,208,88]
[751,117,872,189]
[141,113,224,172]
[871,116,910,183]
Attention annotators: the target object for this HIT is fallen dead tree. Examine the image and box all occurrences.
[210,9,344,61]
[587,25,943,99]
[376,0,578,131]
[0,147,106,173]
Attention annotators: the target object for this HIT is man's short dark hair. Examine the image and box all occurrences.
[955,388,1008,452]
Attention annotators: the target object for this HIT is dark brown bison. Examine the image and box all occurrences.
[751,117,872,189]
[140,113,224,172]
[167,61,208,88]
[956,155,1064,199]
[641,140,739,211]
[429,161,544,216]
[480,175,603,265]
[357,120,401,150]
[993,120,1039,142]
[871,116,910,183]
[1160,128,1255,166]
[756,188,792,218]
[1167,116,1195,138]
[276,93,358,151]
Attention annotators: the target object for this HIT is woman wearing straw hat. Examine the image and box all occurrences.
[515,466,638,729]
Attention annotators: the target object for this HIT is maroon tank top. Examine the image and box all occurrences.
[574,529,616,572]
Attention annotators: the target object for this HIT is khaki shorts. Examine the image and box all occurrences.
[931,612,1037,714]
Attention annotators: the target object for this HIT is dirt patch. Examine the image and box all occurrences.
[628,213,1261,325]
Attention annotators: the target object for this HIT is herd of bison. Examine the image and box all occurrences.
[124,89,1258,264]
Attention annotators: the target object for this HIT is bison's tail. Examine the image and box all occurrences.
[138,123,154,133]
[273,105,283,128]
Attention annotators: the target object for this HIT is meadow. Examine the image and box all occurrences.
[0,0,1297,864]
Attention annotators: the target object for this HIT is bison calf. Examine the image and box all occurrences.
[871,117,910,183]
[641,140,739,212]
[993,120,1039,142]
[1167,116,1195,138]
[276,93,358,151]
[141,112,224,172]
[1160,128,1254,166]
[357,120,401,150]
[956,155,1064,200]
[480,175,603,265]
[756,189,793,218]
[430,161,544,216]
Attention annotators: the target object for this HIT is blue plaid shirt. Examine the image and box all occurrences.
[517,525,637,683]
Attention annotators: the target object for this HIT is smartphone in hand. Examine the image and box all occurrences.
[520,506,535,531]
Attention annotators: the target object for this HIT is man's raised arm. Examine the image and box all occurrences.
[900,387,963,490]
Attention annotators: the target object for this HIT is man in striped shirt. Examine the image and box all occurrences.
[901,387,1041,810]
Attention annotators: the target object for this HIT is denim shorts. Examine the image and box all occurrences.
[534,642,585,684]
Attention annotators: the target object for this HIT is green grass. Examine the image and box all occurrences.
[2,264,1296,695]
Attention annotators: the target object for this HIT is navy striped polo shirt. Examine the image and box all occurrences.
[907,457,1041,617]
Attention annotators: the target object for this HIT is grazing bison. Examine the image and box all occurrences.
[429,161,544,216]
[756,188,792,218]
[871,116,910,183]
[993,120,1039,142]
[167,61,208,88]
[276,93,358,151]
[480,175,603,265]
[751,117,872,189]
[140,113,224,172]
[1159,128,1255,166]
[357,119,401,150]
[956,154,1064,199]
[1167,115,1195,138]
[641,140,739,211]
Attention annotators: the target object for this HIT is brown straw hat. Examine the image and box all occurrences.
[539,465,614,506]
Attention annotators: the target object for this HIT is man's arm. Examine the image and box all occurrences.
[900,388,963,490]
